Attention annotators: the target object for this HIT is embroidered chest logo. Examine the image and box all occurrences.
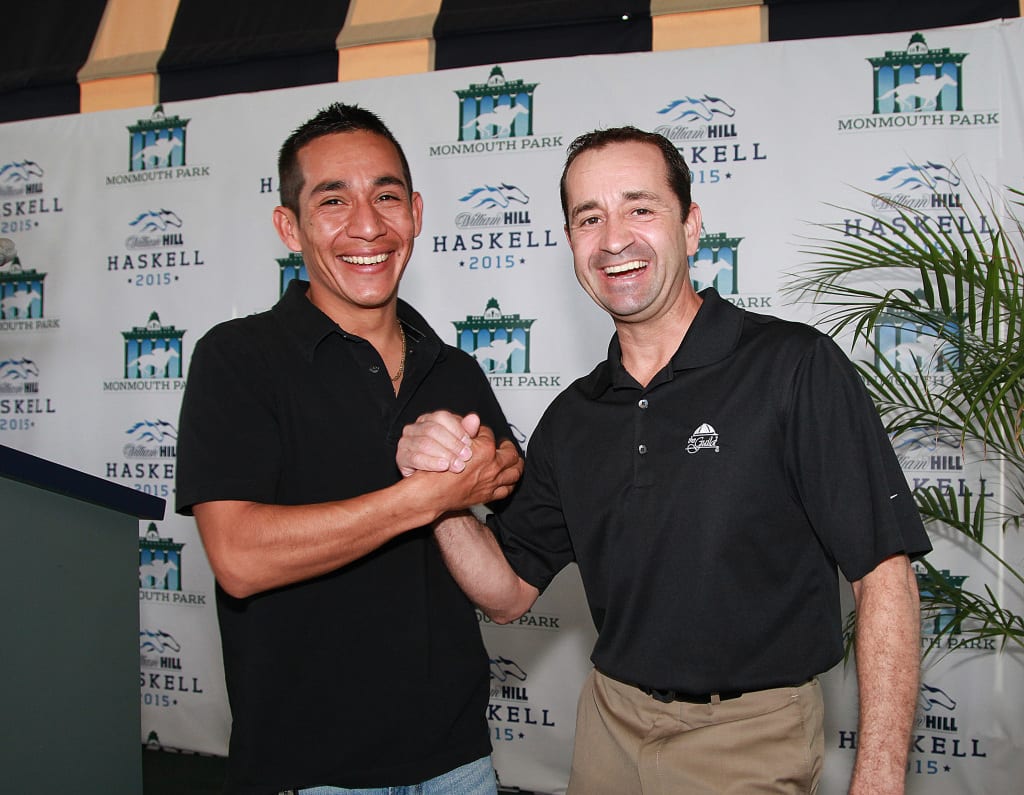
[686,423,720,454]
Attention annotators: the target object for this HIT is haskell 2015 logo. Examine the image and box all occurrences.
[106,208,206,288]
[0,238,59,331]
[454,298,559,390]
[837,680,987,780]
[486,655,556,744]
[430,66,563,157]
[431,180,558,271]
[0,355,56,431]
[107,105,211,187]
[103,311,187,392]
[839,32,998,132]
[652,94,767,184]
[139,628,205,708]
[104,419,178,501]
[0,159,64,234]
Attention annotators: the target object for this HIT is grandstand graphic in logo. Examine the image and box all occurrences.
[108,105,210,186]
[432,180,558,271]
[872,309,959,377]
[139,628,206,705]
[139,523,207,607]
[652,94,767,183]
[686,423,720,454]
[691,228,741,295]
[456,298,532,373]
[0,239,58,330]
[915,564,974,642]
[139,523,183,591]
[104,419,177,499]
[487,655,556,742]
[107,208,206,287]
[431,66,562,157]
[124,312,184,378]
[277,252,306,296]
[840,33,997,132]
[0,159,64,231]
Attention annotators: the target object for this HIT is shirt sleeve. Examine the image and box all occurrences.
[785,333,932,582]
[489,402,575,593]
[175,321,282,514]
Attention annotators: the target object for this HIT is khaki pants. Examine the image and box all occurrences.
[567,670,824,794]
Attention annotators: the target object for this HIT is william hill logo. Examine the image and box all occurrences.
[139,628,205,705]
[652,95,767,184]
[0,159,64,230]
[839,33,998,132]
[454,298,558,390]
[104,419,177,500]
[107,105,211,187]
[432,180,558,271]
[487,656,555,743]
[106,209,206,287]
[0,239,59,330]
[430,66,563,157]
[867,160,962,214]
[0,355,55,430]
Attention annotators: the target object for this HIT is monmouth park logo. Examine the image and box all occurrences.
[455,298,534,374]
[691,227,742,294]
[121,311,185,379]
[277,252,307,297]
[139,523,183,591]
[915,564,969,638]
[128,105,189,171]
[0,160,44,196]
[456,66,537,140]
[0,239,46,320]
[872,311,959,375]
[868,34,965,114]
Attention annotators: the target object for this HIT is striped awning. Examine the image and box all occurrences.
[1,0,1019,123]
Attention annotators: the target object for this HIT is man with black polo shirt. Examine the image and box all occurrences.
[175,104,522,795]
[398,127,931,794]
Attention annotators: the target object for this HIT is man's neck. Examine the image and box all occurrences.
[616,293,703,388]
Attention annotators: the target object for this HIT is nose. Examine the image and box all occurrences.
[600,213,633,254]
[346,200,386,240]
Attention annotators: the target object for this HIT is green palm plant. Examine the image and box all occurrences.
[785,177,1024,656]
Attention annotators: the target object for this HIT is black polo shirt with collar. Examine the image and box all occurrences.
[176,280,511,793]
[493,287,930,696]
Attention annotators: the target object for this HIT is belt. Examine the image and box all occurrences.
[640,686,744,704]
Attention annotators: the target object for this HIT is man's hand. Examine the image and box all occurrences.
[443,423,522,506]
[398,410,484,476]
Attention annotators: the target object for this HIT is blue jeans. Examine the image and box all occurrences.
[290,756,498,795]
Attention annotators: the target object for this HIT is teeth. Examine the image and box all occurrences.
[604,260,647,275]
[343,253,389,265]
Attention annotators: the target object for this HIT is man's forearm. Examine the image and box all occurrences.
[434,513,539,622]
[849,554,921,794]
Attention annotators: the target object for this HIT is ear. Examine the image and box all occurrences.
[411,192,424,237]
[272,206,302,253]
[683,203,702,257]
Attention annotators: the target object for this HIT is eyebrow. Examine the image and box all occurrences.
[569,190,663,221]
[309,175,408,196]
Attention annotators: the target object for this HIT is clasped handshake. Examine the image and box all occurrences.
[397,411,523,513]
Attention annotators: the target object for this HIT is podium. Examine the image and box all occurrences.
[0,444,164,794]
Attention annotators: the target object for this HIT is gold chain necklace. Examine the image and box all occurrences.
[390,324,406,383]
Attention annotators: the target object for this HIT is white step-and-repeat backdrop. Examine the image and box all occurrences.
[2,17,1022,794]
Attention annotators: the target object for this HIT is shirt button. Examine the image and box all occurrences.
[638,399,649,409]
[638,444,648,455]
[369,365,380,374]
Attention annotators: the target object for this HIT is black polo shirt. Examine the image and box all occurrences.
[176,280,511,794]
[493,288,931,695]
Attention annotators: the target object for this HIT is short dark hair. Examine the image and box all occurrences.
[559,126,693,225]
[277,103,413,215]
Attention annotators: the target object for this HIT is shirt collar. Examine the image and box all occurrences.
[273,279,438,363]
[583,288,745,397]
